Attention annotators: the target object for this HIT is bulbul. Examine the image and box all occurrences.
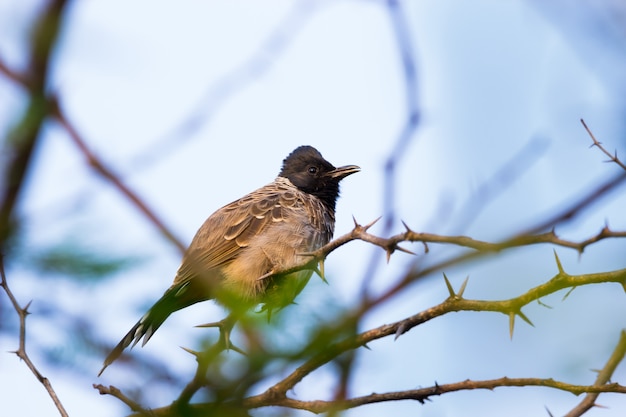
[99,146,359,375]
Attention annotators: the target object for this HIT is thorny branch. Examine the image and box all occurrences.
[96,121,626,415]
[564,330,626,417]
[177,378,626,415]
[3,1,625,414]
[582,118,626,171]
[247,259,626,402]
[0,2,71,417]
[0,255,69,417]
[115,263,626,416]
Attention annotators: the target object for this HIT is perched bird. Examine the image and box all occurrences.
[99,146,359,375]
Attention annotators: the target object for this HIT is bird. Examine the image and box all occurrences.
[98,145,359,375]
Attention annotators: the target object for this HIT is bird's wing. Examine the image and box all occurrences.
[172,182,301,286]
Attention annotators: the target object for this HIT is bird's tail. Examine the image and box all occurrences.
[98,282,196,376]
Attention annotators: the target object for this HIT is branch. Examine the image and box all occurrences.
[0,255,69,417]
[93,384,153,416]
[0,0,68,247]
[260,377,626,413]
[48,97,186,254]
[258,262,626,398]
[119,258,626,416]
[582,118,626,171]
[0,58,30,86]
[261,217,626,286]
[128,0,319,171]
[564,330,626,417]
[144,377,626,415]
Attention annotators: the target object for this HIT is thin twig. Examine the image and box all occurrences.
[0,255,70,417]
[93,384,153,416]
[582,118,626,171]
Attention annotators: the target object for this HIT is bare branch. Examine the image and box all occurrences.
[0,0,68,246]
[564,330,626,417]
[93,384,153,416]
[582,118,626,171]
[48,97,186,254]
[143,376,626,415]
[0,58,30,86]
[0,255,69,417]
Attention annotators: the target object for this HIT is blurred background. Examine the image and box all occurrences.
[1,0,626,416]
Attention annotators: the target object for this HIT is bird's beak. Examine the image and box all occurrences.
[328,165,361,180]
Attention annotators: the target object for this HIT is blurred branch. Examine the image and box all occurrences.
[0,10,186,255]
[93,384,152,416]
[128,0,319,171]
[0,4,72,416]
[448,136,550,234]
[360,0,420,297]
[0,254,69,417]
[564,330,626,417]
[381,0,420,230]
[49,97,186,254]
[253,261,626,399]
[0,0,67,248]
[0,59,29,86]
[133,261,626,415]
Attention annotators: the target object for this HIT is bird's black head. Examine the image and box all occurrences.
[279,146,360,212]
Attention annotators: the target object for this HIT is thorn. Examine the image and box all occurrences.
[364,216,382,231]
[395,321,408,340]
[195,321,221,328]
[314,261,328,284]
[24,300,33,315]
[401,220,413,233]
[229,343,248,356]
[537,299,552,309]
[517,310,534,327]
[458,276,469,298]
[509,312,515,340]
[443,273,455,297]
[396,245,417,256]
[545,405,554,417]
[422,241,429,254]
[180,346,201,357]
[553,250,564,274]
[386,249,392,264]
[362,343,371,351]
[352,215,359,228]
[562,286,576,301]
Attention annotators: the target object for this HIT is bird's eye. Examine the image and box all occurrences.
[308,166,318,175]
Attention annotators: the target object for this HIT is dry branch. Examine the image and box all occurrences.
[0,255,69,417]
